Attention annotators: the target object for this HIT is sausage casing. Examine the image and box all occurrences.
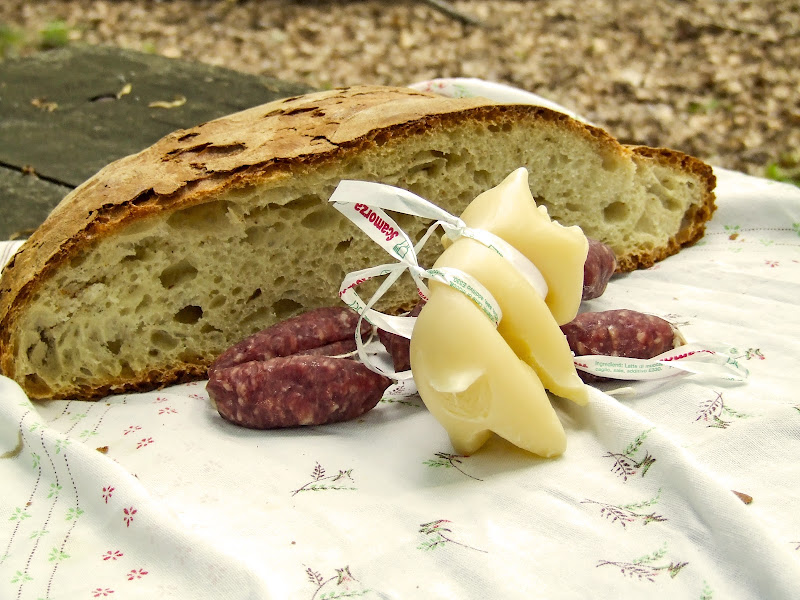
[560,309,679,382]
[208,355,391,429]
[210,306,369,372]
[582,238,617,300]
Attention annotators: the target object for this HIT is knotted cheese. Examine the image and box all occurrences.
[410,168,589,457]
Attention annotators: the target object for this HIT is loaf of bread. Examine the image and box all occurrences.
[0,85,715,400]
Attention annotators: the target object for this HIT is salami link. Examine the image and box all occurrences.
[210,306,369,372]
[209,355,391,429]
[560,309,680,382]
[582,238,617,300]
[561,309,677,358]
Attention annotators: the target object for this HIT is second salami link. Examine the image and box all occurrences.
[561,310,682,382]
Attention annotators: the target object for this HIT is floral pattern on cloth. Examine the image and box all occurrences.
[2,86,800,598]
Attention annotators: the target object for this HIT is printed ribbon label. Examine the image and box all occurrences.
[574,344,749,382]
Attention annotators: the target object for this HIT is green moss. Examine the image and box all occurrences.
[39,20,72,50]
[687,97,730,114]
[0,23,25,58]
[765,152,800,187]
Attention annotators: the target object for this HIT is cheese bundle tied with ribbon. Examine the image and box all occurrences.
[330,167,589,457]
[410,169,588,457]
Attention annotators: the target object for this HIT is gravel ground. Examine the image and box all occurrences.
[2,0,799,179]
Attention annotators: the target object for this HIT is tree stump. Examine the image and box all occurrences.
[0,44,313,239]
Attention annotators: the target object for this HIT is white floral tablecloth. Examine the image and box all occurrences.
[1,82,800,599]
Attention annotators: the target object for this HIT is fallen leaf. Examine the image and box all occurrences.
[148,95,187,109]
[31,97,58,112]
[732,490,753,504]
[116,83,132,99]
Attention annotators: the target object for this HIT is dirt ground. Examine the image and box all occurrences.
[1,0,798,180]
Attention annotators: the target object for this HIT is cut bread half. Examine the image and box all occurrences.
[0,85,715,400]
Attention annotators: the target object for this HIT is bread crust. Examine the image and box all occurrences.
[618,145,717,271]
[0,85,716,398]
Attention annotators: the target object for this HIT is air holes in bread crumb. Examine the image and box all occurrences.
[122,243,149,263]
[635,211,657,235]
[69,252,88,268]
[135,295,152,314]
[177,350,204,363]
[301,208,338,230]
[24,374,51,396]
[151,330,178,350]
[272,298,303,320]
[548,152,571,169]
[167,201,233,232]
[174,305,203,324]
[473,169,491,188]
[335,238,352,253]
[105,339,122,355]
[652,186,682,212]
[243,306,271,327]
[602,153,623,172]
[225,184,256,202]
[407,151,447,177]
[244,225,269,246]
[604,201,630,223]
[660,195,682,213]
[159,260,198,289]
[457,190,473,205]
[373,131,391,146]
[119,361,135,378]
[283,195,321,211]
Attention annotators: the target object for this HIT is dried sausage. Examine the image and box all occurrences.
[560,309,680,382]
[582,238,617,300]
[210,306,369,372]
[560,309,677,358]
[209,355,391,429]
[207,306,389,428]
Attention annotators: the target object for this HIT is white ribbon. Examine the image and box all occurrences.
[573,344,749,382]
[329,179,548,381]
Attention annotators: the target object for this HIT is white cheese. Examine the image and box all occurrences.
[410,168,589,456]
